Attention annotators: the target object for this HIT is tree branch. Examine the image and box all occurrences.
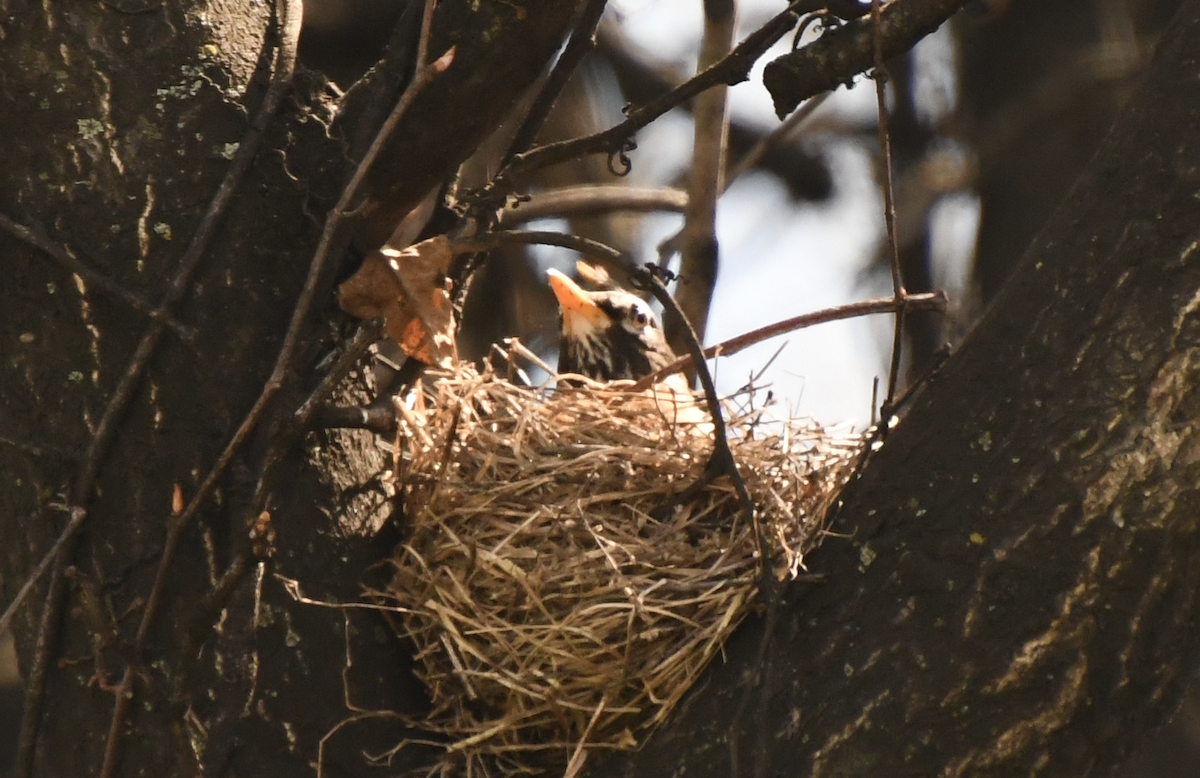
[762,0,969,117]
[508,1,820,176]
[497,0,609,172]
[0,213,195,342]
[498,186,688,224]
[871,0,907,417]
[632,292,947,391]
[666,0,736,376]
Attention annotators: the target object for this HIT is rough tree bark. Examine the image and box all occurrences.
[593,2,1200,777]
[956,0,1181,304]
[7,1,1200,777]
[0,1,577,776]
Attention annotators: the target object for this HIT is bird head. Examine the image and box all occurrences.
[546,267,676,382]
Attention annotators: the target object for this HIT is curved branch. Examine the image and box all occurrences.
[498,186,688,224]
[631,291,947,391]
[450,230,626,264]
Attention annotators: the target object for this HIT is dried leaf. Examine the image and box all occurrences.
[337,235,457,367]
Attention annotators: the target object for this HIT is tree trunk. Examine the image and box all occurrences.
[955,0,1181,304]
[594,2,1200,776]
[0,1,576,776]
[9,1,1200,777]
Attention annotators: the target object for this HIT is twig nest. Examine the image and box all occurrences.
[377,362,862,773]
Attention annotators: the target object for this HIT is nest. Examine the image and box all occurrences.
[375,361,862,774]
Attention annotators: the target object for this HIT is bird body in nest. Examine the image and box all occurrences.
[546,267,708,433]
[546,267,677,383]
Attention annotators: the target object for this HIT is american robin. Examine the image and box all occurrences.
[546,267,677,382]
[547,265,710,433]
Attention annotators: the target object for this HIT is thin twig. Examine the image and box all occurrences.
[450,230,624,264]
[497,0,609,173]
[317,711,407,778]
[887,342,953,414]
[0,507,86,639]
[246,318,384,521]
[632,270,760,570]
[294,319,384,426]
[725,91,830,185]
[633,291,947,391]
[170,551,255,708]
[596,18,833,198]
[16,3,307,773]
[667,0,737,370]
[872,0,906,417]
[412,0,438,85]
[248,316,384,511]
[12,561,68,778]
[498,186,688,225]
[0,433,80,461]
[99,669,136,778]
[0,212,195,342]
[508,1,820,176]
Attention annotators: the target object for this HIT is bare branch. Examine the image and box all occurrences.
[450,230,625,264]
[0,507,86,639]
[667,0,737,375]
[499,186,688,224]
[762,0,969,117]
[0,433,79,461]
[871,0,907,417]
[725,91,830,184]
[632,268,762,588]
[632,292,947,391]
[498,0,609,171]
[0,213,195,342]
[508,1,817,176]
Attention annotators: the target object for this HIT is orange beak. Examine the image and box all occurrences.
[546,268,609,334]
